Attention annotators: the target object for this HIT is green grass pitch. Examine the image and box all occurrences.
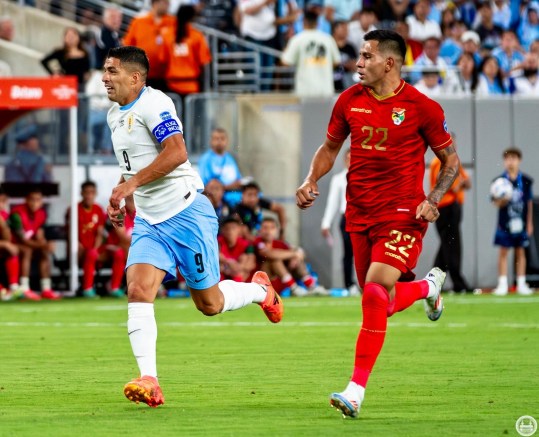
[1,294,538,436]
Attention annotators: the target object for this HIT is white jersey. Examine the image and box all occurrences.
[107,87,203,224]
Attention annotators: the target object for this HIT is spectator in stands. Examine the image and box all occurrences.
[474,1,503,50]
[491,29,525,79]
[281,10,341,97]
[320,148,359,296]
[411,36,449,83]
[198,127,244,206]
[293,0,331,35]
[476,54,507,95]
[5,126,52,184]
[440,19,467,65]
[461,30,483,64]
[374,0,410,30]
[218,215,256,281]
[0,188,23,301]
[332,20,358,91]
[414,68,444,96]
[530,38,539,57]
[197,0,239,51]
[41,27,91,92]
[66,181,106,299]
[123,0,176,91]
[394,20,423,67]
[324,0,362,24]
[232,181,287,241]
[492,0,512,30]
[162,5,212,100]
[513,52,539,95]
[347,7,378,53]
[274,0,301,50]
[492,147,534,296]
[430,133,472,293]
[204,178,233,224]
[10,189,61,300]
[85,69,114,154]
[94,6,123,70]
[406,0,442,43]
[0,16,14,42]
[455,0,477,29]
[254,217,327,296]
[452,51,479,94]
[518,4,539,51]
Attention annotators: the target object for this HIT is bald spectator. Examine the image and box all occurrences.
[406,0,442,42]
[0,16,14,42]
[94,6,123,69]
[123,0,176,91]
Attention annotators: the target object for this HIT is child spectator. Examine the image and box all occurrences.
[66,181,106,298]
[204,178,232,224]
[218,215,256,282]
[232,181,287,241]
[492,147,534,296]
[254,217,327,296]
[10,189,61,300]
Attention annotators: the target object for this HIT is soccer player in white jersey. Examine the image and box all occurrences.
[102,46,283,408]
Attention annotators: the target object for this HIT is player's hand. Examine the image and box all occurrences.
[321,228,331,239]
[415,199,440,223]
[296,180,319,210]
[108,204,126,228]
[109,180,136,210]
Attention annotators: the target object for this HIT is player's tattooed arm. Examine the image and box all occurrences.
[428,145,460,206]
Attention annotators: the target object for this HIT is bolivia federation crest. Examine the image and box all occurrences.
[392,108,405,126]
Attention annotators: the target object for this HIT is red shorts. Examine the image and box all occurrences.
[350,220,428,288]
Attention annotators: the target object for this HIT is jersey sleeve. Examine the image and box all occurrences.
[419,97,452,152]
[327,93,350,142]
[141,92,184,144]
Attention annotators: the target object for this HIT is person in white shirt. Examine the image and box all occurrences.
[281,10,341,97]
[347,7,378,53]
[103,46,283,408]
[513,52,539,96]
[320,149,359,295]
[405,0,442,42]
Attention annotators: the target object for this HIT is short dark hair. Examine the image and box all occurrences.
[304,10,320,25]
[81,180,97,190]
[107,46,150,81]
[364,29,406,62]
[221,215,242,226]
[242,181,261,192]
[261,216,278,226]
[503,147,522,159]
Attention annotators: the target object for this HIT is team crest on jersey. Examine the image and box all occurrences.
[392,108,406,125]
[159,111,172,121]
[127,114,134,133]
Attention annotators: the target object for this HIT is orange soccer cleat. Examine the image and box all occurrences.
[252,271,284,323]
[123,375,165,408]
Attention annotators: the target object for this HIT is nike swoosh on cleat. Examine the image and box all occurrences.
[128,329,141,336]
[193,275,209,284]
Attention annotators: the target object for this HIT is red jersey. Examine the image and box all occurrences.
[218,235,254,261]
[253,237,290,259]
[327,80,452,231]
[10,204,47,241]
[77,203,105,249]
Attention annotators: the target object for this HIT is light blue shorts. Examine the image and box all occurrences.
[126,193,220,289]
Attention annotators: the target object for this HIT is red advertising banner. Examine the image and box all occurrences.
[0,76,78,109]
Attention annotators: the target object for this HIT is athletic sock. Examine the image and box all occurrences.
[351,282,389,388]
[497,275,508,288]
[219,280,267,312]
[343,380,365,403]
[5,255,19,287]
[20,277,30,291]
[387,280,429,317]
[281,274,295,289]
[302,275,315,289]
[82,248,98,290]
[128,302,158,378]
[517,276,527,288]
[41,278,52,291]
[110,248,126,290]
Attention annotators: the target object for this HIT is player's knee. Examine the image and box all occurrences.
[127,283,153,302]
[195,301,221,317]
[362,282,389,307]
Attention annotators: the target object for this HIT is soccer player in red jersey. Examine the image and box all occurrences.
[66,181,106,298]
[218,215,256,282]
[296,29,461,418]
[0,188,22,301]
[10,190,61,300]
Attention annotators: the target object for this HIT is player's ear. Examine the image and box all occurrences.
[385,57,394,72]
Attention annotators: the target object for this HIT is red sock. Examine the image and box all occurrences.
[110,248,126,290]
[387,280,429,317]
[351,282,389,388]
[282,275,295,289]
[302,275,315,289]
[5,255,19,286]
[82,248,99,290]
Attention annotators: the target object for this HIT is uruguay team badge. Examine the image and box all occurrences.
[392,108,406,125]
[127,114,134,133]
